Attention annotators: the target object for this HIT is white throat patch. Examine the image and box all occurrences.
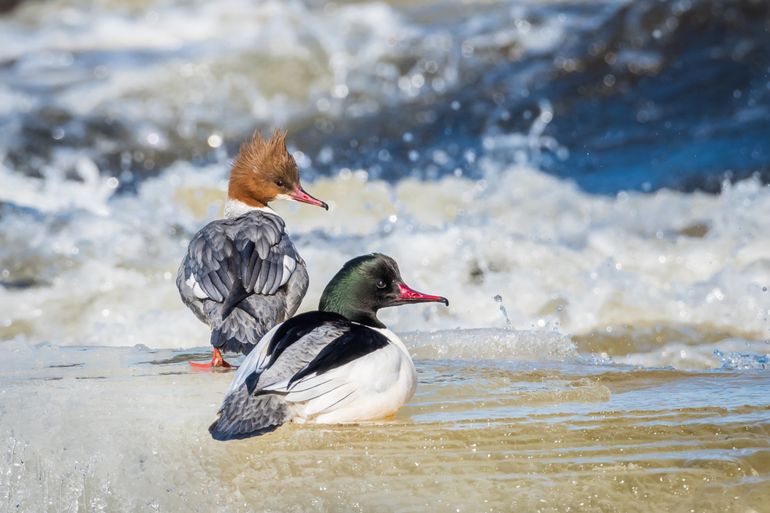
[224,199,276,218]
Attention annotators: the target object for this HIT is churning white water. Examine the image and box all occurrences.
[2,157,769,370]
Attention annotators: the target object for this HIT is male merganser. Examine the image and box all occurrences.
[208,253,448,440]
[176,130,328,369]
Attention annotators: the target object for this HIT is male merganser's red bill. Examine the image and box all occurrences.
[396,283,449,305]
[208,253,449,441]
[176,129,327,369]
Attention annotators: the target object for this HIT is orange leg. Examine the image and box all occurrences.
[189,348,233,370]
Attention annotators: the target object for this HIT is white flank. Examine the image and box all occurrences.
[289,328,417,424]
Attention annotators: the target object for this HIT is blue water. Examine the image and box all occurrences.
[0,0,768,194]
[286,0,770,193]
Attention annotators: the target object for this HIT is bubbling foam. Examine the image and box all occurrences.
[1,155,769,370]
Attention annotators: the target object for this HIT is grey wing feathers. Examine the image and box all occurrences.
[186,228,231,302]
[209,386,290,440]
[284,263,308,318]
[184,211,299,301]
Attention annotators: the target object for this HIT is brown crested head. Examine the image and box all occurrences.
[228,129,300,208]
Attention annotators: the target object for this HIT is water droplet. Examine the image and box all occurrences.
[493,295,511,327]
[207,133,223,148]
[333,84,349,98]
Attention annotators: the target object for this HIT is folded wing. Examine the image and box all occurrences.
[183,211,300,317]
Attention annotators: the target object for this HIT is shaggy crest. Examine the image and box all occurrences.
[227,129,300,207]
[234,129,294,176]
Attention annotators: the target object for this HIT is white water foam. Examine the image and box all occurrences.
[403,328,578,361]
[1,151,769,368]
[617,338,770,370]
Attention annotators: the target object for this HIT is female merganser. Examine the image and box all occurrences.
[176,130,328,369]
[208,253,448,440]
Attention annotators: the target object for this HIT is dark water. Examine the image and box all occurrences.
[297,0,770,193]
[1,0,768,194]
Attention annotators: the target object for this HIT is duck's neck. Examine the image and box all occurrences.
[224,198,276,219]
[343,309,385,329]
[319,289,385,329]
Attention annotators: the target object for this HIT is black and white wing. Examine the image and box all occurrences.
[209,311,393,439]
[237,311,393,415]
[262,324,395,418]
[228,311,353,393]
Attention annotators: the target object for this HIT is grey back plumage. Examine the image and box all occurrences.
[176,210,308,354]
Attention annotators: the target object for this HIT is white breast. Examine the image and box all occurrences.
[292,328,417,424]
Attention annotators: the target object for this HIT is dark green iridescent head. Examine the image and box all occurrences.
[318,253,449,328]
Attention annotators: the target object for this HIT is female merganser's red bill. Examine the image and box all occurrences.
[288,186,328,209]
[208,253,449,440]
[176,129,327,369]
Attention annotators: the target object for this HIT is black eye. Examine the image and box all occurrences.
[275,179,285,188]
[376,280,387,289]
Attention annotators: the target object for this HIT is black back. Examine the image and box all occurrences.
[266,311,350,367]
[288,324,389,386]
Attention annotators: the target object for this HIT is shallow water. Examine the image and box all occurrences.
[1,337,768,513]
[1,0,770,510]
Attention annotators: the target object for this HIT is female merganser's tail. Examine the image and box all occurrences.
[208,307,264,355]
[208,386,290,440]
[202,291,295,356]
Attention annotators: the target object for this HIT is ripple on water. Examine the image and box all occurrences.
[0,345,768,512]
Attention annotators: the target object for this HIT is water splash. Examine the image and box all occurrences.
[493,294,512,328]
[713,348,769,370]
